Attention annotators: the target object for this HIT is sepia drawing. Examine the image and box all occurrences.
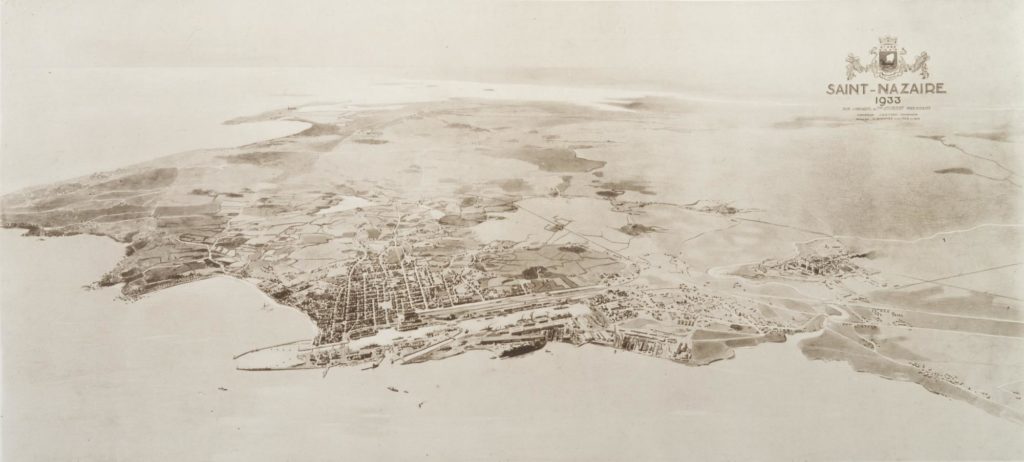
[2,1,1022,460]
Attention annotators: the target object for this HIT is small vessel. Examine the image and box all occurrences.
[362,357,384,370]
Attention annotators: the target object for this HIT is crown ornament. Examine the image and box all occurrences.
[879,35,899,52]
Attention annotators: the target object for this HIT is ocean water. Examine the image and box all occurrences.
[2,229,1022,461]
[2,67,314,193]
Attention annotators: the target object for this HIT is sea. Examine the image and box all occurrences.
[2,67,1023,461]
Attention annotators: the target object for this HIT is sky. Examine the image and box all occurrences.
[3,0,1023,101]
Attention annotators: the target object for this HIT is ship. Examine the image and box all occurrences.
[499,340,547,358]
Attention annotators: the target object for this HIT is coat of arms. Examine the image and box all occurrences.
[846,35,929,80]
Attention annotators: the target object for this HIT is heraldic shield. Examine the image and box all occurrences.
[879,50,898,70]
[845,35,930,81]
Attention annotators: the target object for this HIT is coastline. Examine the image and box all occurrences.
[4,229,1023,461]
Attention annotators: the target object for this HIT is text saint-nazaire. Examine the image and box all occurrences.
[826,82,947,95]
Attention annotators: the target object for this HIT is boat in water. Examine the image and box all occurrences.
[499,340,547,358]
